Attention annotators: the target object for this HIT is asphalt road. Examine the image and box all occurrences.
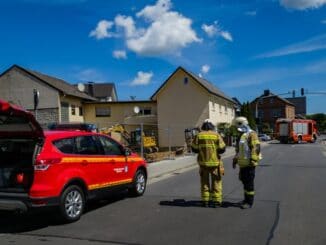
[1,137,326,245]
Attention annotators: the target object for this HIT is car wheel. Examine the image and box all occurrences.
[129,169,147,197]
[298,136,303,144]
[311,135,317,143]
[59,185,85,223]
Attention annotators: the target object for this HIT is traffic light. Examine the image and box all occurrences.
[301,88,304,96]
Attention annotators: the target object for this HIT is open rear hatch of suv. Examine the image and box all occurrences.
[0,100,44,193]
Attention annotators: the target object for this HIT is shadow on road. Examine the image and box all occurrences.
[159,199,242,209]
[0,192,127,233]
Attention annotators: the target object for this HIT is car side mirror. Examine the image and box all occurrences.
[124,148,132,156]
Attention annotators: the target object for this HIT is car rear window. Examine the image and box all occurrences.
[53,138,75,154]
[53,136,101,155]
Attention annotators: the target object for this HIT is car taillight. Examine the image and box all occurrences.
[34,158,61,171]
[16,173,25,184]
[15,172,30,186]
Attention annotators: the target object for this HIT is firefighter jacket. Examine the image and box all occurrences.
[191,130,226,167]
[235,131,261,167]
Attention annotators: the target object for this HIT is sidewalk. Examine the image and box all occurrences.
[147,146,236,184]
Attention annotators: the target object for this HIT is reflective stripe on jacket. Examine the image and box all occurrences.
[192,131,226,167]
[237,131,261,167]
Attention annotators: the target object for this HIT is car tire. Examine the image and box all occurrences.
[129,169,147,197]
[298,136,303,144]
[59,185,85,223]
[311,135,317,143]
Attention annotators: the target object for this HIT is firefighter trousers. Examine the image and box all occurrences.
[199,166,222,203]
[239,166,256,206]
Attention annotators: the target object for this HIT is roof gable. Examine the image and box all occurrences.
[1,65,97,101]
[252,92,295,106]
[151,66,235,104]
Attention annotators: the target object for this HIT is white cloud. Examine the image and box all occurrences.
[89,20,114,39]
[131,71,153,86]
[113,50,127,59]
[202,21,233,42]
[280,0,326,10]
[220,31,233,42]
[127,11,200,55]
[255,34,326,58]
[136,0,172,21]
[201,64,210,74]
[201,24,218,37]
[114,15,137,38]
[89,0,200,56]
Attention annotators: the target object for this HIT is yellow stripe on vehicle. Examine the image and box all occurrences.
[88,178,133,190]
[61,157,143,164]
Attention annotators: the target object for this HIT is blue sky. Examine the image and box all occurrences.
[0,0,325,114]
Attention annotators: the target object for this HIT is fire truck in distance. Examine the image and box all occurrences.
[275,118,318,144]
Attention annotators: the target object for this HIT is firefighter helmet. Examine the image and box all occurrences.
[233,116,250,132]
[201,119,215,131]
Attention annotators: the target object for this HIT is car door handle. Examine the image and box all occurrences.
[109,160,116,164]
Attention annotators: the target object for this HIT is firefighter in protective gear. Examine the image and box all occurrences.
[232,116,261,209]
[191,120,226,207]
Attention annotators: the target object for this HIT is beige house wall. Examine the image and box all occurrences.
[83,102,157,132]
[155,70,212,148]
[60,96,84,122]
[285,105,295,119]
[208,96,235,126]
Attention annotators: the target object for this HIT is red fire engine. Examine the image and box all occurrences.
[275,118,318,143]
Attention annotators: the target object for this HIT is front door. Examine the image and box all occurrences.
[97,136,131,186]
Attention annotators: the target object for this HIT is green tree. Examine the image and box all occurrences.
[240,102,256,130]
[306,113,326,132]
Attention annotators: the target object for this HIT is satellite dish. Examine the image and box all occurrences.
[134,106,140,114]
[77,83,85,92]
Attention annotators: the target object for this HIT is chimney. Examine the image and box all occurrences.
[263,89,270,96]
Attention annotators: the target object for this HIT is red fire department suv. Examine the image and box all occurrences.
[0,99,147,222]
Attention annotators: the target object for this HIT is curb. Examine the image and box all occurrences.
[147,142,269,183]
[147,146,236,183]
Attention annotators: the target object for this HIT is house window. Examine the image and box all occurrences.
[258,110,264,118]
[79,106,83,116]
[140,107,151,115]
[271,109,281,118]
[225,105,228,114]
[71,105,76,115]
[212,103,216,112]
[184,77,188,85]
[219,105,222,114]
[95,107,111,117]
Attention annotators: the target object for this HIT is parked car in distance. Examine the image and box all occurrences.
[0,99,147,223]
[259,134,271,141]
